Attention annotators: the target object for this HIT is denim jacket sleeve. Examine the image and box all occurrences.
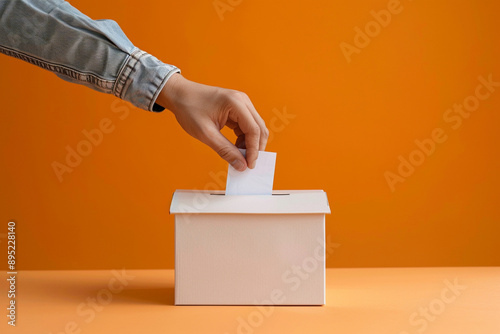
[0,0,180,112]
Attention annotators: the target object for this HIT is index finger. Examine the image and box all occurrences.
[229,100,261,169]
[243,98,269,151]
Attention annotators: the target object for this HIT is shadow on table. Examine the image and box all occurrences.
[26,273,175,306]
[116,287,174,306]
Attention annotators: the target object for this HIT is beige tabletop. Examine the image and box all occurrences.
[2,267,499,334]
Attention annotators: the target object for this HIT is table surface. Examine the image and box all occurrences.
[2,267,499,334]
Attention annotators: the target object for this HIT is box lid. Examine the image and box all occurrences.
[170,190,331,214]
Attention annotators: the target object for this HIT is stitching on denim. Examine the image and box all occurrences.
[0,45,114,91]
[112,52,131,95]
[113,49,145,99]
[113,49,140,98]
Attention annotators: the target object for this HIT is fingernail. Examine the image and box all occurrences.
[231,160,246,171]
[249,160,256,169]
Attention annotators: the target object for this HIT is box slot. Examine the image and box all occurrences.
[210,193,290,196]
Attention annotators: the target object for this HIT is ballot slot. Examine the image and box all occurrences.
[171,190,330,215]
[210,193,290,196]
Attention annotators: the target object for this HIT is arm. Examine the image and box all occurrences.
[0,0,268,169]
[0,0,179,111]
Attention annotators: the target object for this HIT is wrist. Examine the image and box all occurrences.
[156,73,186,113]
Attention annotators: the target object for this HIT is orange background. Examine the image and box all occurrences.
[1,0,499,270]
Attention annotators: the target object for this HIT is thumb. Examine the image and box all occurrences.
[203,127,247,171]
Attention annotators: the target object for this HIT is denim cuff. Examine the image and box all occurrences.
[114,48,180,112]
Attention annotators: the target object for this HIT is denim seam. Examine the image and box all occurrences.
[0,44,114,91]
[112,51,132,96]
[113,48,145,99]
[46,0,66,15]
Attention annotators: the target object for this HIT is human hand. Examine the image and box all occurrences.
[156,73,269,171]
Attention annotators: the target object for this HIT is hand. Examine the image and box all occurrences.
[156,73,269,171]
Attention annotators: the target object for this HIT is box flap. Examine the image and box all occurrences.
[170,190,331,214]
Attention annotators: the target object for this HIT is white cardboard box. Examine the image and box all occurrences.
[169,189,331,305]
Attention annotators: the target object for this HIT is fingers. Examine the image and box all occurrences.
[228,98,262,169]
[203,126,248,172]
[229,124,245,148]
[242,96,269,151]
[235,134,245,149]
[198,90,268,171]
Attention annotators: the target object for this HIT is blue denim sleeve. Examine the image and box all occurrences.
[0,0,180,111]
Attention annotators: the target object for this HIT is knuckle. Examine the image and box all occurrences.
[216,146,233,160]
[262,126,270,138]
[217,88,236,103]
[251,124,261,136]
[229,90,247,101]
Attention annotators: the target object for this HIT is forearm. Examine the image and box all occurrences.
[0,0,179,111]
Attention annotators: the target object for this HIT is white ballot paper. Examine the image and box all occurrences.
[225,149,277,195]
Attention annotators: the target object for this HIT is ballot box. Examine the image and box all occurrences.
[169,189,331,305]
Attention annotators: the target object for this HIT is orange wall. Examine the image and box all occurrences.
[1,0,499,270]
